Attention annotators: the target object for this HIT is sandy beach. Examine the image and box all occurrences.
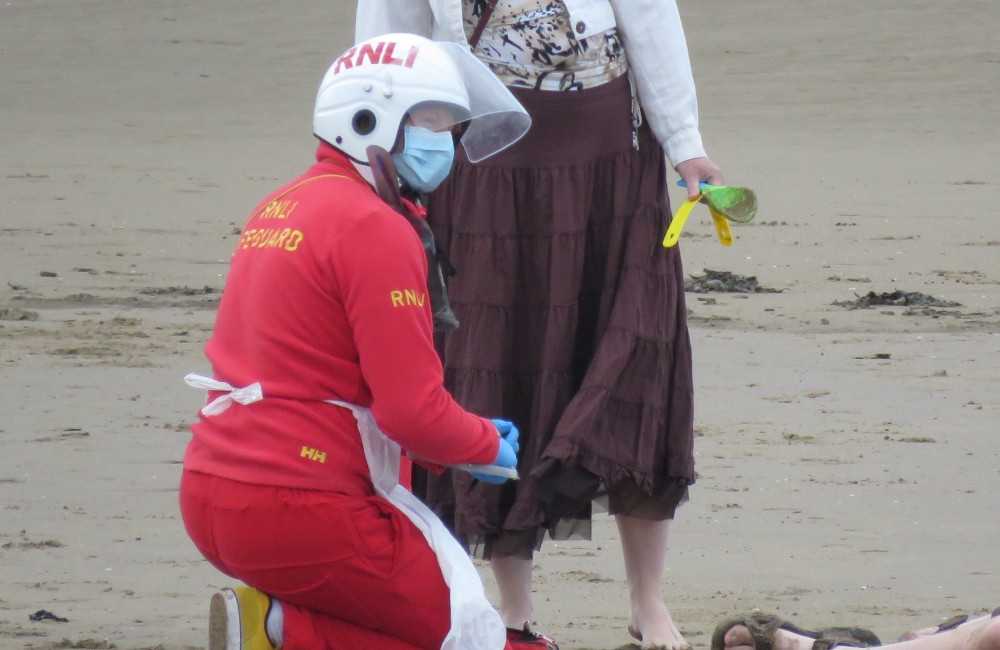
[1,1,998,648]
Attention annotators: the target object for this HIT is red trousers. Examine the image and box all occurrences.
[180,470,454,650]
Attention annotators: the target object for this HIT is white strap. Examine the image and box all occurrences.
[323,400,507,650]
[184,373,263,416]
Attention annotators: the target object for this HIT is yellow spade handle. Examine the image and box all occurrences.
[709,206,733,246]
[662,197,699,248]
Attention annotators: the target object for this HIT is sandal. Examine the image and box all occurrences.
[506,623,559,650]
[711,613,881,650]
[898,608,1000,642]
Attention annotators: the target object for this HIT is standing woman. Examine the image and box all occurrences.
[357,2,725,649]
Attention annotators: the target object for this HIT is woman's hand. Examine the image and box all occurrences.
[676,157,725,200]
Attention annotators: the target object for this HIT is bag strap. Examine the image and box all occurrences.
[468,0,500,50]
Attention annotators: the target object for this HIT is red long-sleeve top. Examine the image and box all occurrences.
[183,143,499,496]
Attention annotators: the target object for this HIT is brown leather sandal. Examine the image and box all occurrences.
[711,613,881,650]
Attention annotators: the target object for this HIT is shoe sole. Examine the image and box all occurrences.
[209,589,240,650]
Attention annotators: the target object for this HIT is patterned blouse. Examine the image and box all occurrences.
[462,0,627,91]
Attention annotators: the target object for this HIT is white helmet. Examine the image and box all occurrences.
[314,34,530,179]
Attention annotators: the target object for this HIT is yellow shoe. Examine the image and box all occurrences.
[208,586,276,650]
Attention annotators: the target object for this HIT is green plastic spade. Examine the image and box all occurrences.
[663,182,758,248]
[683,181,758,223]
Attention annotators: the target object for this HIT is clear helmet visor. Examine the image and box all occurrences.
[434,42,531,163]
[403,100,471,134]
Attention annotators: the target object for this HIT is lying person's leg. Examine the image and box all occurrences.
[712,612,880,650]
[888,612,1000,650]
[900,612,1000,642]
[715,609,1000,650]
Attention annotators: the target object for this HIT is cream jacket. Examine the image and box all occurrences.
[355,0,707,166]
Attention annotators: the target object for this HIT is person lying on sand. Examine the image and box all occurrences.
[713,609,1000,650]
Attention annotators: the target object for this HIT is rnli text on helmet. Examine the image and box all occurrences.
[333,42,419,75]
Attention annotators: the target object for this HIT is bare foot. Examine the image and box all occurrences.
[897,614,1000,650]
[721,625,815,650]
[960,615,1000,650]
[900,626,950,642]
[899,616,976,642]
[628,603,690,650]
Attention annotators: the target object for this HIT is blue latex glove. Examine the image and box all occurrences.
[491,419,520,454]
[470,419,519,484]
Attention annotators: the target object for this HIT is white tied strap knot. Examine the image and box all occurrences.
[184,373,263,416]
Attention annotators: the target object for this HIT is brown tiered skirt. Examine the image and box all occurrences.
[421,73,695,559]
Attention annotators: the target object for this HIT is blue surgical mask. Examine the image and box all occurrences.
[391,124,455,193]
